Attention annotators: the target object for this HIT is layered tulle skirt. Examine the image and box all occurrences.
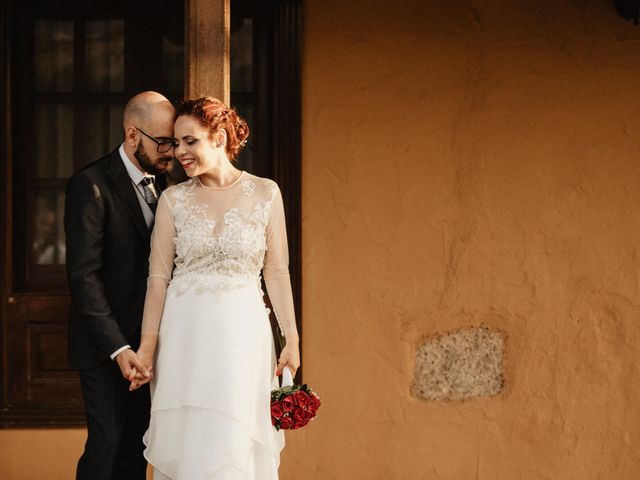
[143,280,284,479]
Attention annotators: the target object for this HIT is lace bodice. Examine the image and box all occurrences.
[141,172,296,337]
[170,176,276,290]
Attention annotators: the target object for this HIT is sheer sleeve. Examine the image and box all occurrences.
[141,191,176,337]
[263,185,298,340]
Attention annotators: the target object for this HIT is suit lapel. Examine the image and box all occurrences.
[105,150,150,242]
[155,172,168,192]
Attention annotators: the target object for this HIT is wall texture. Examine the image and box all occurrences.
[2,1,640,479]
[281,1,640,479]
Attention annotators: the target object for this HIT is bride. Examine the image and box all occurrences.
[130,97,300,479]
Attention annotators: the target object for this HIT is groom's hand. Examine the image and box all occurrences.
[115,349,151,382]
[129,348,155,391]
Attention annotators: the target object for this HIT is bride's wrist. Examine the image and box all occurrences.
[138,342,156,355]
[283,333,299,344]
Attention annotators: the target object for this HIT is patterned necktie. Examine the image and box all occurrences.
[140,176,158,213]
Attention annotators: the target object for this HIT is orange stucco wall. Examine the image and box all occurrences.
[0,429,84,478]
[2,1,640,479]
[282,1,640,479]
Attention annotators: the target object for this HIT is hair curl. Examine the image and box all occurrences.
[175,97,249,161]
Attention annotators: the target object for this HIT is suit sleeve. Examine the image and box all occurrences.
[64,172,128,358]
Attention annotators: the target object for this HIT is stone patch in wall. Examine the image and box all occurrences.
[412,325,505,401]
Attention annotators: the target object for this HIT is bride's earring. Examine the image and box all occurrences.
[215,130,226,149]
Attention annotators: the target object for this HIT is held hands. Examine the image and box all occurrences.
[128,347,155,391]
[276,340,300,379]
[115,349,153,389]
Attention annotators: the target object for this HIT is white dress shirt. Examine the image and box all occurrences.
[110,145,158,360]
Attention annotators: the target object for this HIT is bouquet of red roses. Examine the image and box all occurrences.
[271,368,321,431]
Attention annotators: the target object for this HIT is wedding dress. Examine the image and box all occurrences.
[140,172,294,479]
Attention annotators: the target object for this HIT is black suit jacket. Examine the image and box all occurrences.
[64,149,165,370]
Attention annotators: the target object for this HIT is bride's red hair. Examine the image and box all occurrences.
[176,97,249,161]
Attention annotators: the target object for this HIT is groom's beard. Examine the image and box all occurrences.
[134,140,171,176]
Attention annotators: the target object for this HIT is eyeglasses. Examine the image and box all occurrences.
[135,127,177,153]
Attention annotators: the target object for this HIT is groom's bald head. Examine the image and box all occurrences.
[122,91,176,175]
[123,91,174,131]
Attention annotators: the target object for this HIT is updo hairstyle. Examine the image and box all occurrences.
[175,97,249,161]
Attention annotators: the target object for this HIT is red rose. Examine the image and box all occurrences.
[292,391,310,408]
[309,393,321,412]
[292,417,309,430]
[307,394,320,415]
[293,407,307,424]
[281,396,295,413]
[279,416,294,429]
[271,401,284,419]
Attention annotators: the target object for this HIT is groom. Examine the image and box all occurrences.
[65,91,175,480]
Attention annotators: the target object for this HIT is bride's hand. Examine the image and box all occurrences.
[276,341,300,378]
[129,347,155,391]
